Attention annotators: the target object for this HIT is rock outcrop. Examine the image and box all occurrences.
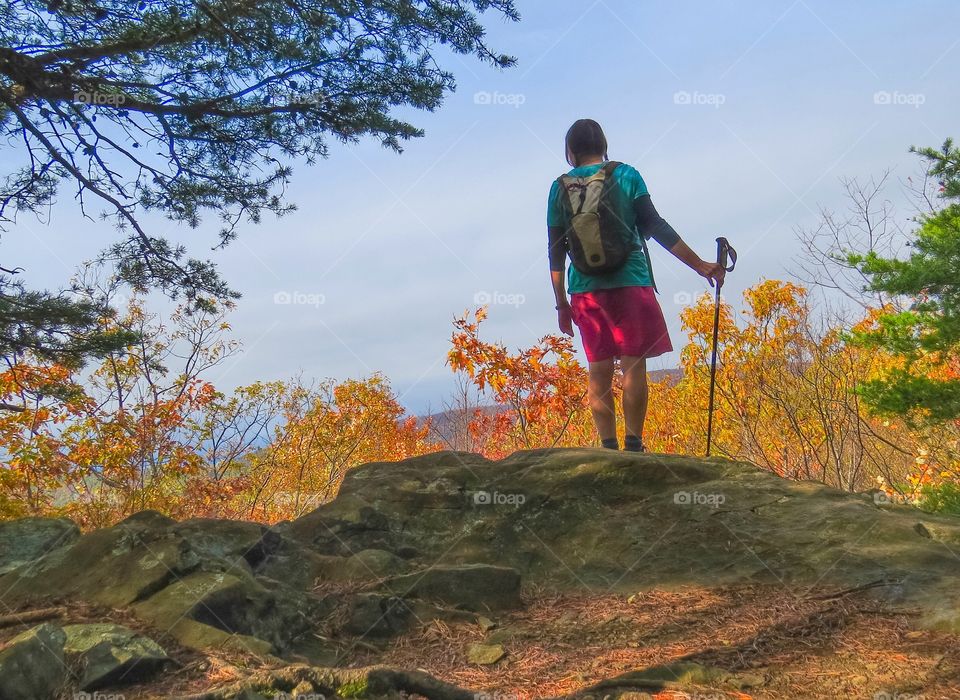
[1,448,958,699]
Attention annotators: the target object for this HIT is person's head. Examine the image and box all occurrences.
[565,119,608,167]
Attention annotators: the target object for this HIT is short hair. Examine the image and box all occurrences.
[565,119,608,167]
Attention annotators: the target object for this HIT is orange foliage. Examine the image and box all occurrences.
[0,300,438,526]
[448,307,593,457]
[447,282,960,499]
[2,282,958,525]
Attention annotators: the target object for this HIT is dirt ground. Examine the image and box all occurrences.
[3,584,958,699]
[360,584,960,699]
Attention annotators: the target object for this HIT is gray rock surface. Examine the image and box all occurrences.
[63,622,169,689]
[0,516,79,575]
[0,623,69,700]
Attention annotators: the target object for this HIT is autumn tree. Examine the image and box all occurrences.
[241,374,437,521]
[0,0,518,360]
[41,297,234,525]
[0,361,91,517]
[448,307,594,457]
[0,289,438,523]
[641,278,960,503]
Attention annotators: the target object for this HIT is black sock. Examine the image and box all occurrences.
[624,434,644,452]
[601,437,619,450]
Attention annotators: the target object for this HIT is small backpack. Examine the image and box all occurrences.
[556,161,638,276]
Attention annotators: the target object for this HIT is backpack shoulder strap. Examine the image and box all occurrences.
[555,174,573,210]
[601,161,622,179]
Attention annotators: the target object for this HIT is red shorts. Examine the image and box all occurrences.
[570,286,673,362]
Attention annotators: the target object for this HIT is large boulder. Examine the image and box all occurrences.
[0,516,79,575]
[287,448,960,631]
[0,510,339,662]
[171,518,278,575]
[0,623,69,700]
[253,545,335,590]
[133,569,334,659]
[63,623,169,689]
[0,517,201,607]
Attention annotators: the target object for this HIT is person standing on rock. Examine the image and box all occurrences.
[547,119,725,452]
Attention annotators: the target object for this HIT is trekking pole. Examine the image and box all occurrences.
[706,237,737,457]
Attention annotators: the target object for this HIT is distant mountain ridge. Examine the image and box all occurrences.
[419,368,684,445]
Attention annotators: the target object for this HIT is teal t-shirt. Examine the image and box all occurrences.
[547,162,653,294]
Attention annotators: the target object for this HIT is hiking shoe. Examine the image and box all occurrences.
[624,435,645,452]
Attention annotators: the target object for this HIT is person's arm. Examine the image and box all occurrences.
[634,194,681,250]
[548,226,568,304]
[634,194,725,288]
[548,225,574,336]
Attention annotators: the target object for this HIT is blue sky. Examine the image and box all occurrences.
[6,0,960,414]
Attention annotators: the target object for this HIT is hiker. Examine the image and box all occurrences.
[547,118,726,452]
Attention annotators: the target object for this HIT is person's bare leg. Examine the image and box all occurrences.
[621,355,648,450]
[588,359,617,445]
